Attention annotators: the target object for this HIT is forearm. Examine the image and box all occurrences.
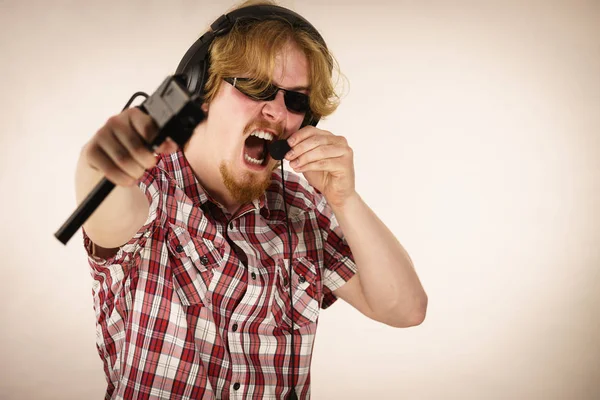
[75,144,150,248]
[331,192,427,324]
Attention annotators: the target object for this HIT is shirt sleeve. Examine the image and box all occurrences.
[314,192,358,309]
[82,166,164,302]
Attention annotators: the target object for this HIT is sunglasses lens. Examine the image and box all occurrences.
[226,78,310,114]
[258,86,279,101]
[229,79,275,100]
[284,92,309,113]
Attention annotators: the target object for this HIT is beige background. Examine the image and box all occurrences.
[1,0,599,399]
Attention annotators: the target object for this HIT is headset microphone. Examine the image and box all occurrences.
[268,139,291,160]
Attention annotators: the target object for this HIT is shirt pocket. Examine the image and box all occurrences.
[166,223,222,306]
[271,256,323,330]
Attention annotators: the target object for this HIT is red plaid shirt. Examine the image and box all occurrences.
[83,151,357,399]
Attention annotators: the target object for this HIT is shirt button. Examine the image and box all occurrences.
[232,323,238,332]
[251,272,257,280]
[200,255,209,265]
[229,222,234,230]
[233,382,241,390]
[176,245,184,253]
[298,275,306,284]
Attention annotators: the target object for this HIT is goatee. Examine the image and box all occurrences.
[220,162,275,205]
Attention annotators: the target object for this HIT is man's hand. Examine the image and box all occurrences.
[285,126,356,209]
[76,108,179,248]
[83,107,179,187]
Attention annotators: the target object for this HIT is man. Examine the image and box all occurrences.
[76,1,427,398]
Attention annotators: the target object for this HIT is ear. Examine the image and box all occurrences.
[201,102,209,113]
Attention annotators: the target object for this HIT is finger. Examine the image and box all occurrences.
[113,123,157,170]
[286,132,336,161]
[292,156,345,173]
[289,144,347,169]
[287,126,328,147]
[95,126,147,181]
[154,137,179,155]
[86,145,138,186]
[129,108,179,156]
[128,107,159,144]
[127,109,164,162]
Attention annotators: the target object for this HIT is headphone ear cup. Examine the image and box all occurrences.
[181,64,200,95]
[182,60,210,99]
[176,36,212,99]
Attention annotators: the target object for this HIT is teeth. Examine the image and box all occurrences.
[250,130,274,141]
[245,153,264,165]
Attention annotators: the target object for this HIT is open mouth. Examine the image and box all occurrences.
[243,130,275,168]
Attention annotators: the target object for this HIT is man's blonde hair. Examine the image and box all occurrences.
[202,0,342,122]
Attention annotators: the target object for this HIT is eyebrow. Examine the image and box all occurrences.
[270,80,309,93]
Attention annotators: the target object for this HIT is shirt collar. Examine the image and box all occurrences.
[156,151,212,207]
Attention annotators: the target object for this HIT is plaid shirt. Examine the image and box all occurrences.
[83,151,357,399]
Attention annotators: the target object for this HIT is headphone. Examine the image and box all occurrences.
[175,4,329,128]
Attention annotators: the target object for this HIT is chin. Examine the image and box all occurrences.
[220,162,272,204]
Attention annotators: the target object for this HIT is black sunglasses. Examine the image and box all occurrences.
[223,77,310,114]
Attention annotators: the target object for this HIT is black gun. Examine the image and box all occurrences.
[54,75,204,245]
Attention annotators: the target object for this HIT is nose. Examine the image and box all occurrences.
[261,90,286,123]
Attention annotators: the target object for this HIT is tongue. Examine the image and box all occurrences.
[244,136,266,161]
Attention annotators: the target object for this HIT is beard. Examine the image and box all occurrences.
[219,161,278,205]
